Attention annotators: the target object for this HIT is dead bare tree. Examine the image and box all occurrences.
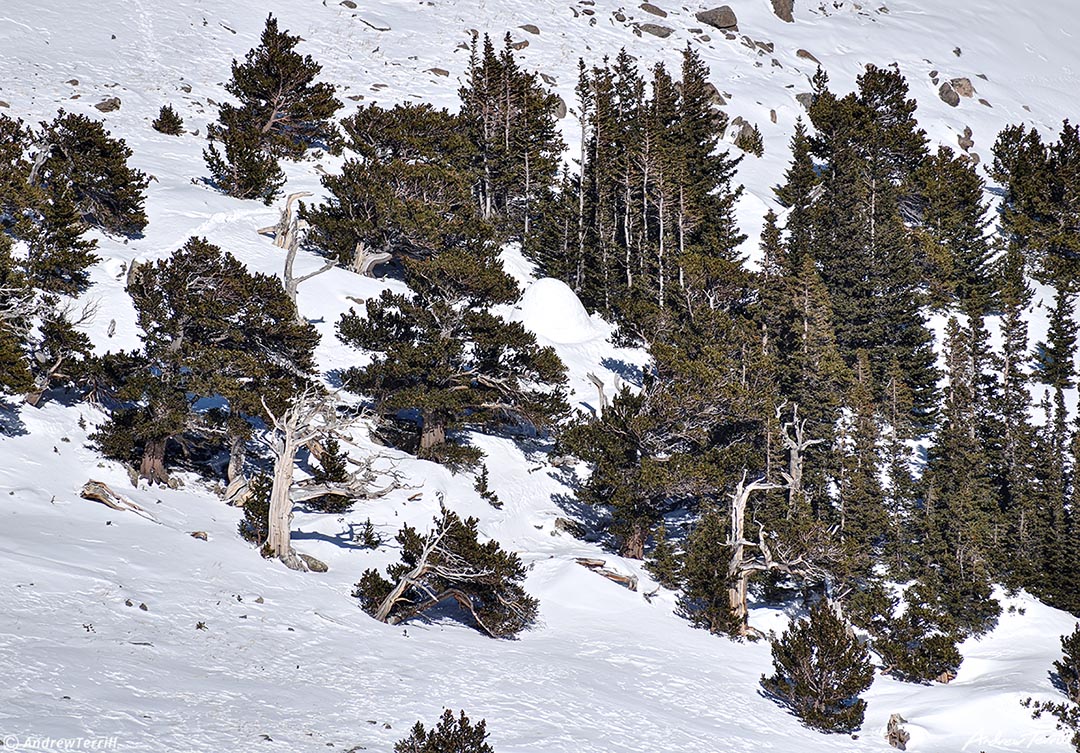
[257,191,336,324]
[258,387,369,570]
[777,403,824,517]
[725,471,835,637]
[348,241,391,277]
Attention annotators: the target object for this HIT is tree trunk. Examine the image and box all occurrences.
[620,521,647,560]
[139,438,169,486]
[419,416,446,452]
[267,437,304,570]
[227,432,247,484]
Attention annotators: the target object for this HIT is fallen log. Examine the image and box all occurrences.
[80,480,159,523]
[575,557,638,591]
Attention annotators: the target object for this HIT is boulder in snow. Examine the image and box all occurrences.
[695,6,737,31]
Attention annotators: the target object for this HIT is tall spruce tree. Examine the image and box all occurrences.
[918,317,1000,635]
[458,34,565,242]
[808,66,937,425]
[916,146,995,311]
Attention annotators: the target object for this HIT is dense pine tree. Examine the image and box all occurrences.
[205,14,340,201]
[94,237,317,484]
[34,112,149,236]
[761,600,874,732]
[337,250,566,467]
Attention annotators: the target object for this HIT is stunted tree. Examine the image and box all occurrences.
[216,14,340,158]
[205,14,340,200]
[761,600,874,733]
[93,237,317,485]
[33,111,149,236]
[355,504,538,638]
[337,249,567,467]
[395,710,494,753]
[307,102,484,272]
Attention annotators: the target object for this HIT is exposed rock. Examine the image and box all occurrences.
[938,82,960,107]
[95,97,121,113]
[978,98,992,108]
[795,92,815,110]
[695,6,737,31]
[755,40,775,53]
[771,0,795,22]
[179,82,192,93]
[189,531,209,541]
[553,96,567,119]
[554,517,586,537]
[510,39,529,50]
[427,67,450,77]
[66,78,79,86]
[540,73,557,86]
[0,101,8,109]
[950,77,975,97]
[958,126,974,152]
[953,46,962,56]
[704,82,726,106]
[519,23,540,34]
[614,11,626,21]
[298,553,328,572]
[340,0,357,7]
[640,23,674,37]
[977,72,988,80]
[728,116,756,147]
[770,109,777,123]
[796,48,820,65]
[640,2,667,16]
[886,714,910,751]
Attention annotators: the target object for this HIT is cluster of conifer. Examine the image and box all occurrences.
[5,13,1080,737]
[0,110,146,402]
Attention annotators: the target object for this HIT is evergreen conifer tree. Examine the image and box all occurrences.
[761,600,874,733]
[336,250,566,467]
[152,105,184,136]
[35,112,148,236]
[395,710,494,753]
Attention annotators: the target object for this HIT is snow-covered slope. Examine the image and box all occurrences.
[1,0,1079,751]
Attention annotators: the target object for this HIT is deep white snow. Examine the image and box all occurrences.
[1,0,1079,751]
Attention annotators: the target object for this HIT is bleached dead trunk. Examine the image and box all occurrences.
[267,430,303,569]
[259,191,337,324]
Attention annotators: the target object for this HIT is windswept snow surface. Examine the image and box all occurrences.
[1,0,1079,751]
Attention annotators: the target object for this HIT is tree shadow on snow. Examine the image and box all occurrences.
[599,357,644,388]
[0,401,28,437]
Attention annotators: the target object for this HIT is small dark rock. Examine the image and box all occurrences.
[796,49,820,65]
[640,23,674,37]
[519,23,540,34]
[938,82,960,107]
[640,2,667,17]
[95,97,121,113]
